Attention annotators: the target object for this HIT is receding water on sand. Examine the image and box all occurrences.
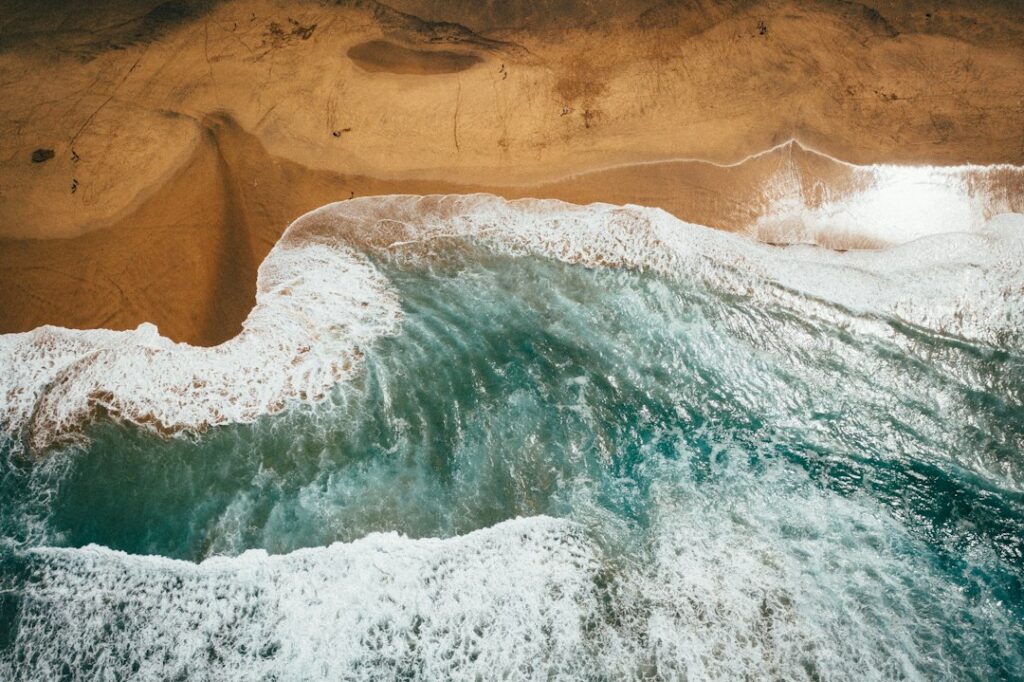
[2,216,1023,679]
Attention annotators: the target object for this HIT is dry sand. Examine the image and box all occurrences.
[1,0,1023,344]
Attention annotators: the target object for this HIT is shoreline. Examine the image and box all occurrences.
[2,126,1023,346]
[3,194,1022,455]
[2,0,1023,344]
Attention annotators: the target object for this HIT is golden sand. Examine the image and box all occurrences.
[1,0,1022,344]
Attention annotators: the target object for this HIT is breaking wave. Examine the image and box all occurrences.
[2,192,1022,453]
[4,500,1022,681]
[2,169,1024,679]
[746,142,1024,246]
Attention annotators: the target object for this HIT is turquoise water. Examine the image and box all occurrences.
[2,235,1023,679]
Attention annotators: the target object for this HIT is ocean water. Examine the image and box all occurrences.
[1,194,1023,680]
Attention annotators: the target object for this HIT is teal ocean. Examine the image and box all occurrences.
[1,196,1023,680]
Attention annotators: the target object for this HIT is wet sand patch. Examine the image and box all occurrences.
[347,40,483,75]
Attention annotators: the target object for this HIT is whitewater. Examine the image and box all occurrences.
[1,155,1023,680]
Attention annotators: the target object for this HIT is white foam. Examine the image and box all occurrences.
[2,194,1022,452]
[0,242,402,452]
[2,516,602,681]
[601,456,1023,680]
[751,155,1024,246]
[4,484,1018,679]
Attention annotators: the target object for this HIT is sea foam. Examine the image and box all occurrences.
[2,517,601,681]
[748,145,1024,247]
[4,481,1019,680]
[1,193,1022,453]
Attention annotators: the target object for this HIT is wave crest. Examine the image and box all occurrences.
[2,194,1022,452]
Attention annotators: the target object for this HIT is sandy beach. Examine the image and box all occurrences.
[1,0,1023,344]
